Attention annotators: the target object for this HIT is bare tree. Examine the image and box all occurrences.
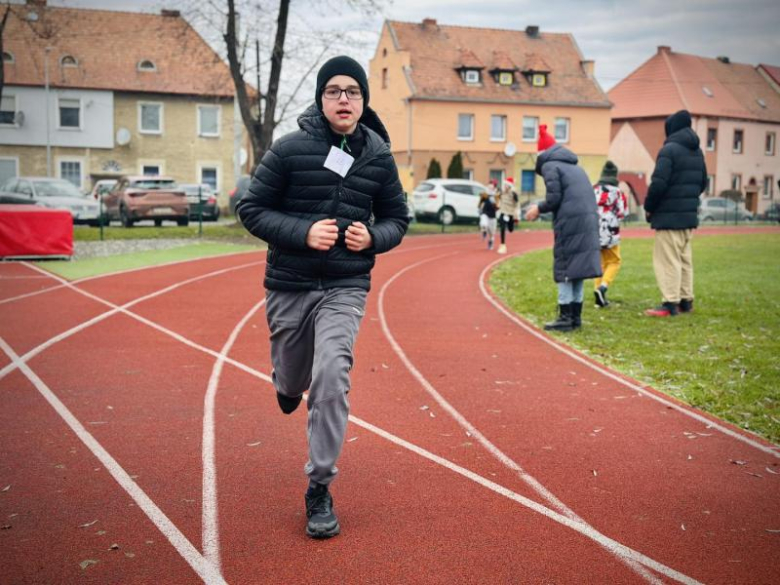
[0,5,9,103]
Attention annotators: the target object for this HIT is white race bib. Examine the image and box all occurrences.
[323,146,355,178]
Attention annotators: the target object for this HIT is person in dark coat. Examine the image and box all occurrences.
[643,109,708,317]
[525,125,602,331]
[237,56,409,539]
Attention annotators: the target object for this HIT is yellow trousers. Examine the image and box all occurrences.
[594,245,621,289]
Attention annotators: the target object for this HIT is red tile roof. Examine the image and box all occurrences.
[609,48,780,123]
[522,53,551,73]
[3,5,235,97]
[759,64,780,87]
[490,51,517,71]
[387,20,609,107]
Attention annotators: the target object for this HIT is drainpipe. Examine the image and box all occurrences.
[44,46,52,177]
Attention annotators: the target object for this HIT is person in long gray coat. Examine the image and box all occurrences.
[525,125,602,331]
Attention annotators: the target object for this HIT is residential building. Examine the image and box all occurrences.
[608,47,780,215]
[0,1,245,209]
[368,19,611,198]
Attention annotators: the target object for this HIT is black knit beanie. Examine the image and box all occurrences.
[599,160,619,186]
[315,56,369,112]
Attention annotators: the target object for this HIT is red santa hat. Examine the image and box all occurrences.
[537,124,556,152]
[503,177,515,189]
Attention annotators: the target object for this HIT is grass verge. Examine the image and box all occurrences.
[35,242,262,280]
[490,233,780,444]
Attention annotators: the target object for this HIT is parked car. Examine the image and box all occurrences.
[412,178,489,224]
[102,176,188,227]
[179,184,220,221]
[698,197,753,222]
[520,199,553,221]
[761,202,780,223]
[228,175,251,216]
[2,176,104,225]
[90,179,117,201]
[0,190,39,205]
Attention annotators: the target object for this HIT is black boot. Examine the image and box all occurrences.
[678,299,694,313]
[305,483,340,539]
[571,302,583,329]
[544,304,574,332]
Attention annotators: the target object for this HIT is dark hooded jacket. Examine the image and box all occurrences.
[237,104,409,291]
[644,110,708,230]
[536,145,602,283]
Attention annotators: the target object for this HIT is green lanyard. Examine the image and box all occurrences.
[339,134,351,153]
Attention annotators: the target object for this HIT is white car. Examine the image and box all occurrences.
[412,178,489,225]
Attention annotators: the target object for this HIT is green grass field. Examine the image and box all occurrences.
[490,233,780,444]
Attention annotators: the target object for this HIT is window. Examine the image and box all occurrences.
[59,160,82,189]
[706,175,715,196]
[498,72,513,86]
[490,115,506,141]
[0,158,18,187]
[142,165,161,176]
[733,129,743,154]
[489,169,505,185]
[522,116,538,142]
[532,73,547,87]
[137,60,156,72]
[521,170,536,193]
[706,128,717,151]
[766,132,776,156]
[198,105,220,137]
[382,68,388,89]
[731,174,742,191]
[60,55,78,67]
[139,102,162,134]
[462,169,473,180]
[554,117,570,143]
[200,166,218,192]
[457,114,474,140]
[764,176,774,199]
[2,51,13,63]
[464,70,480,84]
[0,94,16,126]
[58,98,80,129]
[17,180,33,196]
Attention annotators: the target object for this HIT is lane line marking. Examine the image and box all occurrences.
[378,252,662,584]
[0,336,227,585]
[202,299,266,571]
[478,255,780,458]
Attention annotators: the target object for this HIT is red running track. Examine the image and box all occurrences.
[0,228,778,584]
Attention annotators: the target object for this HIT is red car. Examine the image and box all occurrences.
[103,176,189,227]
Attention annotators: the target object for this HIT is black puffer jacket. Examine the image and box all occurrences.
[237,104,409,291]
[536,145,602,283]
[644,110,708,230]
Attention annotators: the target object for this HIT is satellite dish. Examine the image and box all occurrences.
[116,127,131,146]
[239,148,248,166]
[503,142,517,157]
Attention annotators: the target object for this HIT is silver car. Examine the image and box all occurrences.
[698,197,753,222]
[3,176,105,226]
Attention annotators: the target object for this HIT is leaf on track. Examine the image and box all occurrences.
[79,520,98,528]
[730,460,748,465]
[347,437,358,443]
[246,441,262,447]
[1,485,10,492]
[79,560,99,570]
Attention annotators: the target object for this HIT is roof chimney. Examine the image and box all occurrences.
[526,25,540,38]
[717,55,731,64]
[422,18,437,29]
[657,45,671,54]
[581,59,594,77]
[161,9,181,17]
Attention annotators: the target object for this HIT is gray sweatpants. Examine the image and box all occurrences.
[265,287,367,486]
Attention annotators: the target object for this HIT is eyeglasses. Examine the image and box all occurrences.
[322,86,363,100]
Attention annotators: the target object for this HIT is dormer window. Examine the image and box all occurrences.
[532,73,547,87]
[2,51,13,63]
[137,60,157,72]
[60,55,78,67]
[464,69,480,84]
[522,53,551,88]
[498,72,514,86]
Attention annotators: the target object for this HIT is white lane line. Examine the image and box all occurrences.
[7,271,697,584]
[0,260,265,382]
[478,255,780,458]
[202,299,266,571]
[378,253,662,584]
[0,336,227,585]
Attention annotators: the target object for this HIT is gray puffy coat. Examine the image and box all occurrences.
[237,104,409,291]
[536,145,602,283]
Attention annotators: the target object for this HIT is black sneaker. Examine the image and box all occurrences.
[678,299,694,313]
[594,285,609,308]
[276,392,302,415]
[305,485,340,539]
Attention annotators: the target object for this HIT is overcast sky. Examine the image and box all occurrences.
[49,0,780,94]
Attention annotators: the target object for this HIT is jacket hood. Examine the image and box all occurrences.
[298,103,391,146]
[665,109,692,136]
[666,127,700,150]
[536,144,578,174]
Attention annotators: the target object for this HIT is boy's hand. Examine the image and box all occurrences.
[525,205,540,221]
[345,221,373,252]
[306,218,338,250]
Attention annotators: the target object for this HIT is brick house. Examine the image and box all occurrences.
[0,1,245,209]
[368,19,612,198]
[608,46,780,216]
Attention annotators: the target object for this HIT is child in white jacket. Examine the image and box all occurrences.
[593,161,627,307]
